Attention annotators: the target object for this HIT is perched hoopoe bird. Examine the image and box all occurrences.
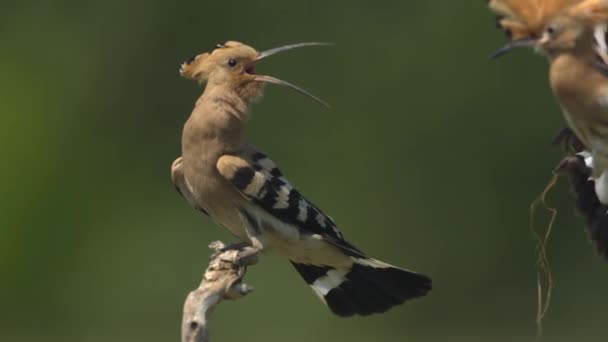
[488,0,608,256]
[171,41,431,316]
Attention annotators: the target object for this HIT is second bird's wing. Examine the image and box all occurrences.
[555,128,608,257]
[216,149,365,258]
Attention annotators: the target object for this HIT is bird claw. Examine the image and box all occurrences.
[220,241,250,253]
[224,282,255,300]
[208,241,250,259]
[208,241,259,266]
[208,241,226,252]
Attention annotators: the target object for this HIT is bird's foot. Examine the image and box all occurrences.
[208,241,259,266]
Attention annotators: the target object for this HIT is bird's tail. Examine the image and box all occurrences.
[291,259,431,317]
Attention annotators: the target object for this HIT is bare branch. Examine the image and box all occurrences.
[181,241,259,342]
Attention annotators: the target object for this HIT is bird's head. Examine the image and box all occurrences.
[488,0,608,59]
[538,15,588,52]
[180,41,330,107]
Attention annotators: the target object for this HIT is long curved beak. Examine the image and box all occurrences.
[490,38,537,60]
[252,42,332,108]
[256,42,333,61]
[252,75,330,108]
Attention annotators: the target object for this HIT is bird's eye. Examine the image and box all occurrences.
[547,26,557,35]
[228,59,237,67]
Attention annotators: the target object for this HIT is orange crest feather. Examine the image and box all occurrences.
[569,0,608,23]
[489,0,586,39]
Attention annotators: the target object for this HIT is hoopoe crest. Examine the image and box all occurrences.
[489,0,608,58]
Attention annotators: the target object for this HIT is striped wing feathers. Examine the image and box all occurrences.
[216,151,357,250]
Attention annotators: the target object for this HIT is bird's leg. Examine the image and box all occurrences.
[238,209,268,251]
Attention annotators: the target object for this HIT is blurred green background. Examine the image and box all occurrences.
[2,1,607,341]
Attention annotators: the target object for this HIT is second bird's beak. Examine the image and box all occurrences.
[490,38,537,60]
[249,42,332,108]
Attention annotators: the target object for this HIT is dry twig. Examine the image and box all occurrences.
[181,241,259,342]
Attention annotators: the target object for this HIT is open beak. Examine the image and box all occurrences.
[249,42,332,108]
[251,74,330,108]
[490,38,537,60]
[256,42,333,61]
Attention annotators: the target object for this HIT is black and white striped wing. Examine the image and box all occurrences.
[217,150,432,317]
[217,151,364,257]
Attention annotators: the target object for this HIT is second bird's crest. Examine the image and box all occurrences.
[489,0,608,58]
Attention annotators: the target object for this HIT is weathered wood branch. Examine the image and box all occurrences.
[181,241,259,342]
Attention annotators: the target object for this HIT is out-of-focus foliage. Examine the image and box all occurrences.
[1,1,607,341]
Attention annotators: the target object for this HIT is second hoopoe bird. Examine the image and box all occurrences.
[488,0,608,256]
[172,41,431,316]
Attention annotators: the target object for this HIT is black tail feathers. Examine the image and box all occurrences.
[291,259,431,317]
